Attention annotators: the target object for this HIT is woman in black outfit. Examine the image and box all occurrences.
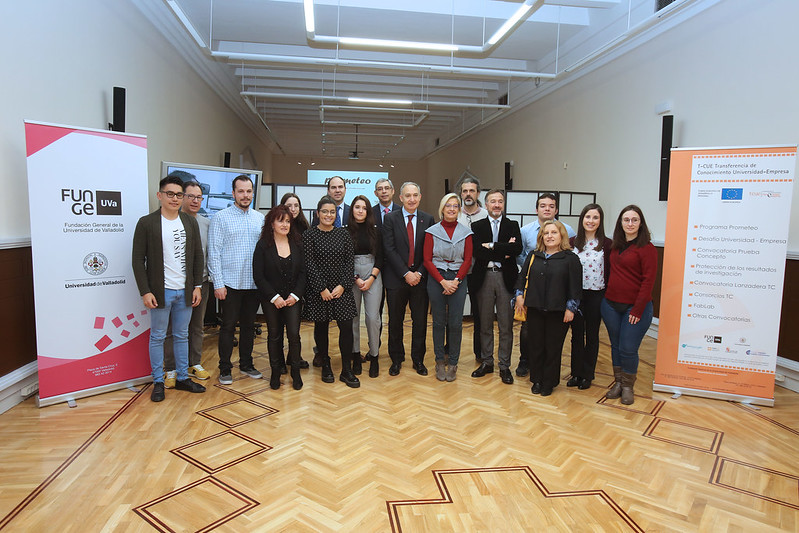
[514,220,582,396]
[253,205,306,390]
[303,196,360,388]
[567,203,612,390]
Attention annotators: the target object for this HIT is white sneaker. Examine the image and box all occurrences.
[164,370,177,389]
[189,364,210,380]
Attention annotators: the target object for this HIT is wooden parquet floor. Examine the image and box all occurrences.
[1,317,798,532]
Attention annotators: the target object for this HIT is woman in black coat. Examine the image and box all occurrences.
[253,205,306,390]
[514,220,582,396]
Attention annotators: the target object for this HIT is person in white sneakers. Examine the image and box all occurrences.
[163,178,212,387]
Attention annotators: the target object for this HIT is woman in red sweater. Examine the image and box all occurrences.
[600,205,657,405]
[424,193,473,382]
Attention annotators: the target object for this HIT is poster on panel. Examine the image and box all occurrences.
[655,146,796,406]
[25,121,152,405]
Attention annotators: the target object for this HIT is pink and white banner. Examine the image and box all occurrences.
[25,121,151,406]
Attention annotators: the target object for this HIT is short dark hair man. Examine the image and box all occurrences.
[208,175,265,384]
[132,175,206,401]
[469,189,522,384]
[312,175,350,227]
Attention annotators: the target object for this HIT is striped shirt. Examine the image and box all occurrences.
[208,204,264,291]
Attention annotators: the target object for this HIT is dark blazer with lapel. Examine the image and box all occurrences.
[132,209,204,308]
[471,216,523,292]
[373,202,400,229]
[311,202,350,227]
[381,208,435,289]
[252,238,306,302]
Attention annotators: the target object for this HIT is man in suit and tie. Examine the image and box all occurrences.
[312,175,350,227]
[381,182,434,376]
[470,189,522,385]
[373,177,400,228]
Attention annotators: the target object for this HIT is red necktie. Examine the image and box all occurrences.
[407,214,415,267]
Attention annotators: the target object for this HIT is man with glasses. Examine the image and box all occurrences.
[163,179,212,388]
[208,175,265,384]
[456,176,488,364]
[373,177,400,228]
[133,175,206,402]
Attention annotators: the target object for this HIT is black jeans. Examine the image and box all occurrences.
[314,319,354,371]
[263,301,302,369]
[218,287,259,374]
[524,309,569,389]
[570,289,604,380]
[386,283,428,365]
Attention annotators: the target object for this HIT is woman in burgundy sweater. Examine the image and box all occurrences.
[423,193,473,382]
[600,205,657,405]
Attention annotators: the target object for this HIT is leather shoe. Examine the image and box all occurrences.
[175,379,205,393]
[414,362,428,376]
[566,375,581,387]
[471,363,494,378]
[540,386,553,397]
[531,382,542,395]
[321,363,335,383]
[151,382,165,402]
[339,372,361,388]
[500,368,514,385]
[578,378,592,390]
[368,356,379,378]
[515,364,529,377]
[389,362,401,376]
[296,359,310,369]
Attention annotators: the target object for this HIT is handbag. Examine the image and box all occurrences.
[514,254,534,321]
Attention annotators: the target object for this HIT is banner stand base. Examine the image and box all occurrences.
[36,376,152,408]
[653,382,774,407]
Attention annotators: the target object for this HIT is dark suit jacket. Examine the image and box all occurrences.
[381,208,435,289]
[471,216,523,292]
[252,238,306,302]
[132,209,204,307]
[373,202,400,229]
[311,202,350,227]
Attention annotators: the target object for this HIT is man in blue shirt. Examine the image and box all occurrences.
[515,193,576,378]
[208,175,265,385]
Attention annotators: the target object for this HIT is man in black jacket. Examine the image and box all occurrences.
[469,189,522,384]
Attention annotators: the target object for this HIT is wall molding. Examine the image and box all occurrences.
[0,361,38,415]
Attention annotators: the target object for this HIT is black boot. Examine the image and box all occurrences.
[290,365,303,390]
[320,354,334,383]
[339,352,360,388]
[352,352,363,375]
[368,355,379,378]
[269,367,281,390]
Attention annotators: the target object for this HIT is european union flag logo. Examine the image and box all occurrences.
[721,188,743,200]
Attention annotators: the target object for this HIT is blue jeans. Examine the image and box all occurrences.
[427,270,468,365]
[600,299,653,374]
[149,289,192,382]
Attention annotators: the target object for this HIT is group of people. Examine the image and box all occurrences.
[133,173,657,406]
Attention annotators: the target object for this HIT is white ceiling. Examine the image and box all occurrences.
[135,0,691,161]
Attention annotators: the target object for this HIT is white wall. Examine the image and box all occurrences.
[427,0,799,249]
[0,0,272,242]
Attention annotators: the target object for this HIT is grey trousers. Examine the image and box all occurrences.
[477,271,514,370]
[353,254,383,357]
[164,280,211,370]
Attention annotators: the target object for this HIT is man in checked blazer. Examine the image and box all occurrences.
[381,182,435,376]
[470,189,522,385]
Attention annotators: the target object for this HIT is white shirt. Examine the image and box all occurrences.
[161,215,186,290]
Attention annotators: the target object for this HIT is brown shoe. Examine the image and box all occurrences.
[620,372,637,405]
[606,366,623,399]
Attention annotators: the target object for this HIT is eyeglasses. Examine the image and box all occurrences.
[160,190,184,199]
[622,217,640,224]
[185,193,203,202]
[319,209,337,216]
[444,203,460,209]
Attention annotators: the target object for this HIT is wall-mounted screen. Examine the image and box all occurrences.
[161,161,263,218]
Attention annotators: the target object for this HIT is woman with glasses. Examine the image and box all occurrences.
[347,195,383,378]
[600,205,657,405]
[253,205,306,390]
[302,195,360,387]
[567,203,612,391]
[423,193,473,382]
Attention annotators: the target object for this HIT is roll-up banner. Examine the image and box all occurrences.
[655,145,796,406]
[24,121,152,407]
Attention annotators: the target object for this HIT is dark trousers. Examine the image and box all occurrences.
[524,309,569,389]
[263,301,301,369]
[570,289,604,380]
[314,319,354,372]
[467,275,482,359]
[518,322,529,369]
[218,287,259,374]
[386,283,428,365]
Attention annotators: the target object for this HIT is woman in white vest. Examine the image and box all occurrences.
[423,193,473,382]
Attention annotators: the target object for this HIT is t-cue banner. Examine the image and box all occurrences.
[655,145,796,406]
[25,121,152,407]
